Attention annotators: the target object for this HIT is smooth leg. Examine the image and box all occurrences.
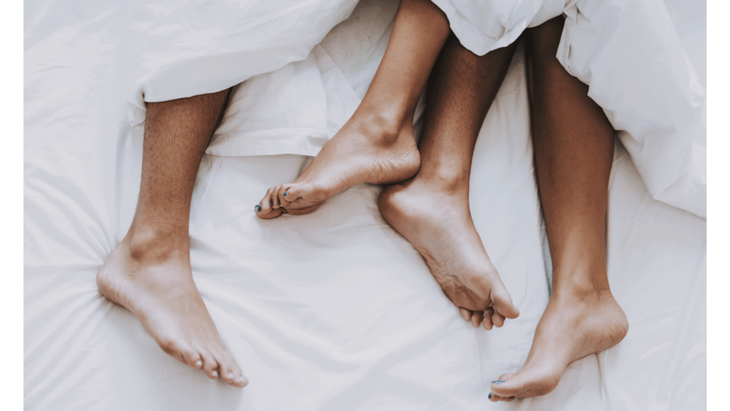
[379,34,520,326]
[489,17,628,401]
[257,0,450,218]
[96,90,248,387]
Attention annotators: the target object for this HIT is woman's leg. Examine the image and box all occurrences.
[379,34,520,326]
[96,89,248,387]
[489,17,628,401]
[256,0,450,218]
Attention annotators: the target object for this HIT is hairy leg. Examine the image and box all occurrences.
[257,0,449,218]
[489,18,628,401]
[97,90,248,387]
[379,34,519,327]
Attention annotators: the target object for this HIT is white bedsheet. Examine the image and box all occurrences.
[24,0,705,410]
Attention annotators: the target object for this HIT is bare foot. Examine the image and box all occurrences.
[96,225,248,387]
[489,289,628,401]
[378,176,519,328]
[255,115,420,219]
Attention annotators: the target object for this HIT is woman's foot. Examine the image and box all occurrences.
[96,225,248,387]
[489,288,628,401]
[255,114,420,219]
[378,176,519,328]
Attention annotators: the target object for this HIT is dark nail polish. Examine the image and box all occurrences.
[283,192,287,196]
[256,205,261,212]
[488,393,492,399]
[278,199,281,206]
[492,380,506,384]
[270,201,273,207]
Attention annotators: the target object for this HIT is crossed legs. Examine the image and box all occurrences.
[489,17,629,401]
[96,89,248,387]
[379,34,520,325]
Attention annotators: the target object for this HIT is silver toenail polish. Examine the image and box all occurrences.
[492,380,506,384]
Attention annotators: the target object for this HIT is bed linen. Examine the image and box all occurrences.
[24,0,705,410]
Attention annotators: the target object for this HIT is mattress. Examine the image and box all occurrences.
[24,0,706,409]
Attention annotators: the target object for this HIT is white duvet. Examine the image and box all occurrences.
[24,0,706,410]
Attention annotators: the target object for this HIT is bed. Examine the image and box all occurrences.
[24,0,706,409]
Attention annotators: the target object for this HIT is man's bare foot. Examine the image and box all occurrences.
[378,176,519,328]
[96,225,248,387]
[489,289,628,401]
[255,114,420,219]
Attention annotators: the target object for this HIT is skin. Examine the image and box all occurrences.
[257,0,519,323]
[378,33,521,327]
[489,17,629,401]
[96,89,249,388]
[255,0,449,218]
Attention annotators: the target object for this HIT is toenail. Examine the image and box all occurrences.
[488,393,492,399]
[278,199,281,205]
[492,380,506,384]
[283,192,287,196]
[256,205,261,212]
[228,372,234,380]
[212,371,218,378]
[270,201,273,207]
[195,360,202,367]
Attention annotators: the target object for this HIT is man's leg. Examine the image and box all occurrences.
[256,0,450,218]
[489,17,628,401]
[97,89,248,388]
[379,34,520,325]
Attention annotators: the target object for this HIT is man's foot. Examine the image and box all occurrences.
[96,225,248,387]
[489,289,628,401]
[378,176,519,328]
[255,114,420,219]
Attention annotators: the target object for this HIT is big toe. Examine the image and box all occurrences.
[491,284,519,319]
[492,369,560,398]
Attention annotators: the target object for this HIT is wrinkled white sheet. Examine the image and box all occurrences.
[24,0,705,410]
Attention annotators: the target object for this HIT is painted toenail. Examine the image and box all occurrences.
[283,192,287,196]
[270,201,273,207]
[195,360,202,367]
[278,199,281,205]
[212,371,218,378]
[228,372,234,380]
[256,205,261,212]
[492,380,506,384]
[488,393,492,399]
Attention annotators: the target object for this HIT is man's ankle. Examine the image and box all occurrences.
[125,220,190,261]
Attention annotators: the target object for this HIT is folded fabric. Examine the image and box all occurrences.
[123,0,359,134]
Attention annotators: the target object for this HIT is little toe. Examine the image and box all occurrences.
[282,184,301,202]
[460,308,472,321]
[276,185,293,208]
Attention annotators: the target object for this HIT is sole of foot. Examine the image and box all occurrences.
[489,289,628,400]
[256,118,420,219]
[378,177,519,328]
[97,230,248,387]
